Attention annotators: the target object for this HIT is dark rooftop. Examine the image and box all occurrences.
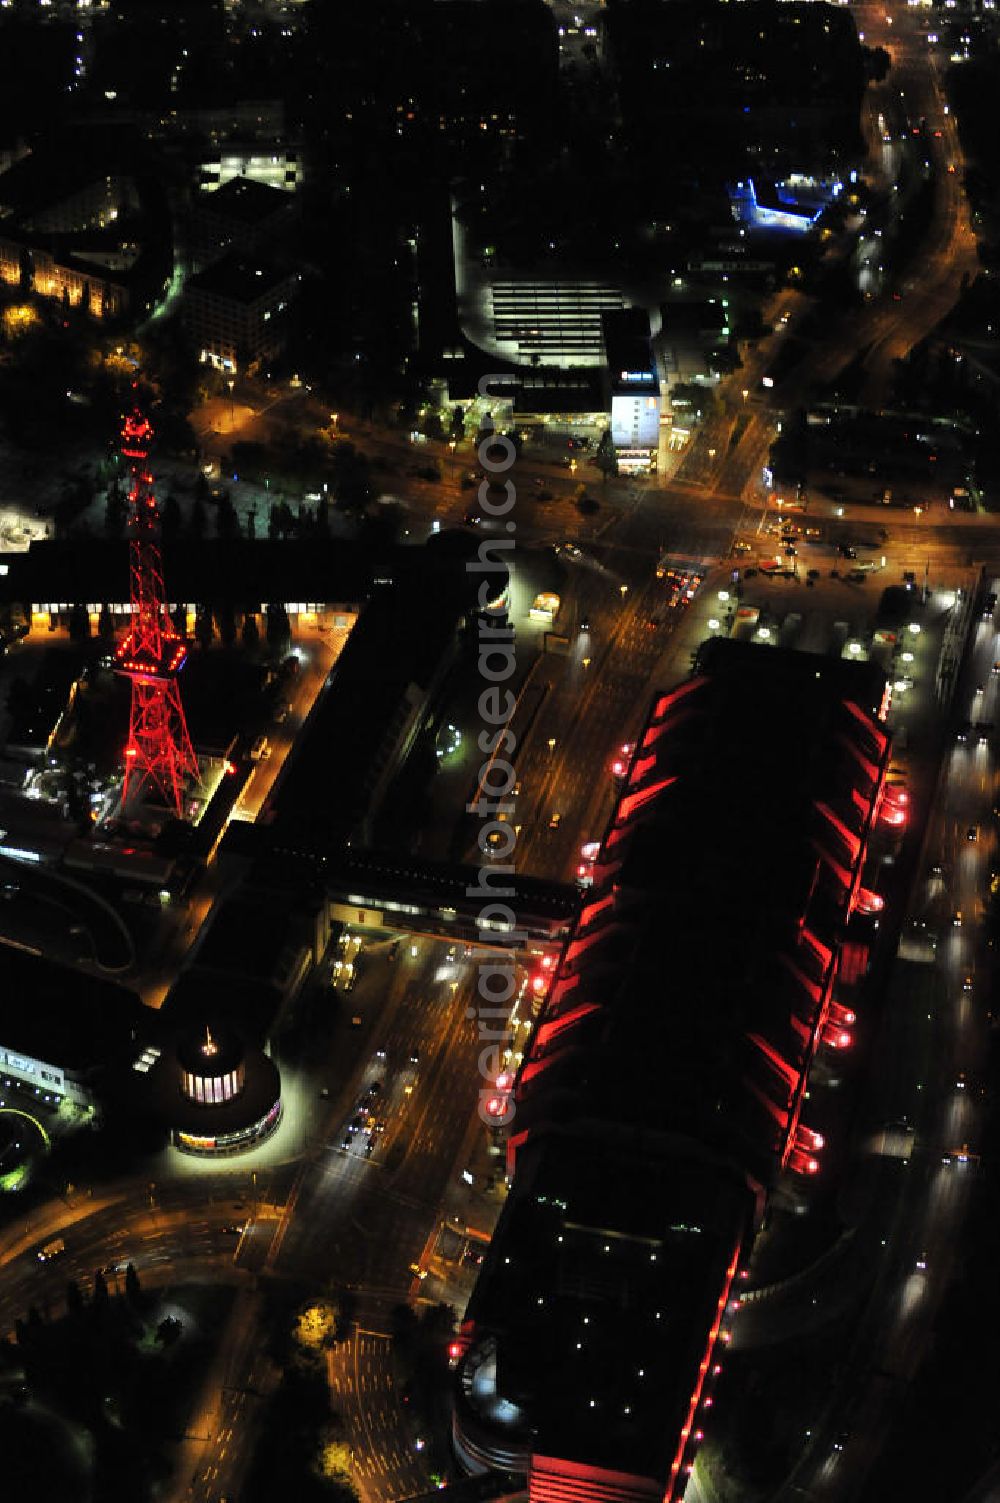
[185,251,296,304]
[198,175,294,225]
[457,640,891,1491]
[0,947,147,1073]
[159,969,283,1049]
[602,307,657,393]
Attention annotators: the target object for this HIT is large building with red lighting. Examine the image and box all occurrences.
[453,639,892,1503]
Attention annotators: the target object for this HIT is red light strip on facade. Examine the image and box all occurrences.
[545,972,582,1009]
[748,1033,798,1089]
[746,1078,790,1129]
[535,1002,602,1052]
[615,775,678,826]
[665,1241,742,1502]
[815,801,861,861]
[652,677,705,725]
[629,752,658,785]
[800,927,833,968]
[842,697,887,751]
[780,955,822,1004]
[836,732,879,787]
[813,841,853,892]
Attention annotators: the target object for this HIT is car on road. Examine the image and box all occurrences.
[548,812,562,829]
[837,544,857,559]
[38,1238,66,1262]
[464,510,482,526]
[409,1048,420,1065]
[967,825,980,842]
[579,615,590,632]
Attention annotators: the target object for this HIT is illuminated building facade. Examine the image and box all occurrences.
[179,1026,245,1105]
[454,640,892,1501]
[182,252,300,372]
[728,176,842,234]
[144,1018,282,1158]
[603,308,661,474]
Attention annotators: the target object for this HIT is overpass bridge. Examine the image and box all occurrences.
[220,825,580,951]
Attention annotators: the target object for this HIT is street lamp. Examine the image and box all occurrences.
[227,378,235,432]
[547,737,557,753]
[620,584,628,601]
[742,389,749,404]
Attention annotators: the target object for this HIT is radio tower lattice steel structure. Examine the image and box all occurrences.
[115,405,199,818]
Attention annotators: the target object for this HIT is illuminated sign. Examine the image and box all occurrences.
[620,370,653,383]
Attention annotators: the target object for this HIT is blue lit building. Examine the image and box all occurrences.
[729,175,842,233]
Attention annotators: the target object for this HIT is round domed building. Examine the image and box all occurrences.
[178,1025,245,1105]
[147,1020,281,1156]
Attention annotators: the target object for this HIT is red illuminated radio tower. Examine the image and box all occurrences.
[115,405,199,818]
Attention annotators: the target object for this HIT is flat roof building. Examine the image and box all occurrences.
[454,640,892,1501]
[603,308,660,473]
[0,947,147,1109]
[182,252,300,373]
[187,174,299,269]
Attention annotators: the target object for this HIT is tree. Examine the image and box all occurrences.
[268,502,281,541]
[190,498,207,537]
[104,486,126,536]
[93,1269,110,1309]
[65,1279,84,1318]
[216,496,239,539]
[98,605,115,643]
[265,603,290,652]
[195,608,214,650]
[241,613,260,650]
[215,602,237,647]
[316,498,330,536]
[161,493,182,538]
[68,604,91,643]
[156,1316,182,1347]
[124,1263,141,1306]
